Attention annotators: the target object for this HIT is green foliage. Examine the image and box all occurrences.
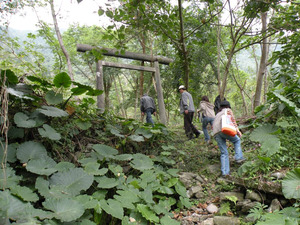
[0,70,187,224]
[219,202,231,216]
[282,168,300,200]
[247,202,268,221]
[249,124,280,156]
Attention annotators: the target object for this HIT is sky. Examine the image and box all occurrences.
[7,0,119,31]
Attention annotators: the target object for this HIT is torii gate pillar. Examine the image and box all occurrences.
[96,60,105,113]
[154,60,167,125]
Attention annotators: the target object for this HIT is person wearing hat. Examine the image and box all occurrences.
[178,85,201,140]
[212,100,245,177]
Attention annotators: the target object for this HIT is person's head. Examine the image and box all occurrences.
[178,85,186,93]
[201,96,209,102]
[219,100,231,111]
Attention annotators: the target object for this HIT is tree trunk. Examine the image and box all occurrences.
[253,12,268,110]
[134,76,139,119]
[49,0,74,81]
[178,0,189,90]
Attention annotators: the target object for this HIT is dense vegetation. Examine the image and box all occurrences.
[0,0,299,224]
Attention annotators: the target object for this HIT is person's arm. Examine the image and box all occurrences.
[228,109,242,137]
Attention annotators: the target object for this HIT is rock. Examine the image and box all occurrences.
[195,191,206,199]
[214,216,240,225]
[187,185,203,198]
[179,172,206,188]
[220,191,244,202]
[201,218,214,225]
[267,198,281,213]
[279,198,289,207]
[271,172,285,179]
[240,200,259,213]
[245,190,264,202]
[207,164,221,175]
[206,203,218,214]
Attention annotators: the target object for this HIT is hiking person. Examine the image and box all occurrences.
[214,95,226,115]
[212,100,246,177]
[140,94,156,126]
[178,85,201,140]
[198,96,215,143]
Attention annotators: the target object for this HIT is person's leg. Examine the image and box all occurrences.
[184,113,193,139]
[189,112,200,137]
[227,134,244,161]
[145,108,154,126]
[215,133,230,175]
[202,117,210,141]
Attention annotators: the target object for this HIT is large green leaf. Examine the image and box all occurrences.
[128,134,145,142]
[114,189,140,209]
[16,141,48,163]
[14,112,36,128]
[35,177,56,199]
[273,91,300,117]
[10,185,39,202]
[174,182,188,198]
[0,167,21,189]
[43,198,84,222]
[8,126,24,139]
[100,199,124,220]
[0,190,53,223]
[37,106,68,117]
[92,144,119,158]
[50,168,94,196]
[282,168,300,199]
[140,186,155,204]
[45,90,63,105]
[249,124,281,156]
[55,161,75,172]
[53,72,71,88]
[38,124,61,140]
[130,154,154,171]
[135,128,153,139]
[95,176,119,189]
[83,161,108,176]
[26,156,58,176]
[109,127,125,138]
[74,194,98,209]
[160,215,180,225]
[137,204,159,223]
[0,143,17,163]
[114,154,133,161]
[75,119,92,130]
[7,87,34,100]
[1,69,18,84]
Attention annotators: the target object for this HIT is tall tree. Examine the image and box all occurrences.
[49,0,74,81]
[253,11,269,109]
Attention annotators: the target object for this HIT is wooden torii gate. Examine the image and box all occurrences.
[77,44,173,125]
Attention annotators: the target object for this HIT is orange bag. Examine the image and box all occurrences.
[221,109,237,136]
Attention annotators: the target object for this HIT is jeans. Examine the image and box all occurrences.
[145,108,154,126]
[214,132,244,176]
[202,117,214,141]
